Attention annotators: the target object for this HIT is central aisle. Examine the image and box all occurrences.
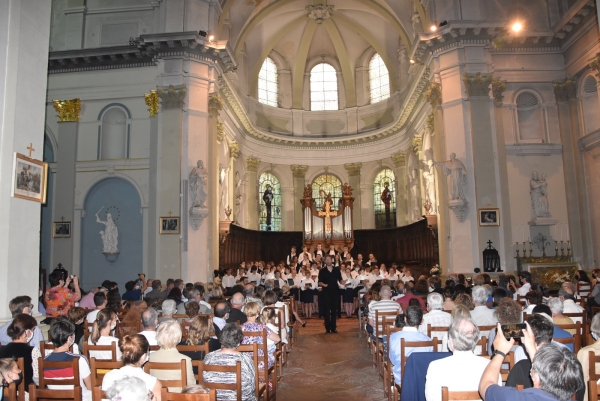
[278,317,386,401]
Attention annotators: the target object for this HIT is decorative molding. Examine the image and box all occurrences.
[391,152,406,167]
[208,93,224,117]
[424,83,441,107]
[144,90,159,117]
[589,54,600,79]
[216,122,225,143]
[157,85,186,109]
[463,73,492,98]
[579,130,600,151]
[291,165,309,178]
[246,157,261,172]
[426,114,434,134]
[306,4,333,23]
[189,208,209,230]
[491,78,507,104]
[448,199,468,222]
[412,135,423,153]
[552,79,577,102]
[505,144,563,156]
[344,163,362,177]
[229,142,240,159]
[53,98,81,122]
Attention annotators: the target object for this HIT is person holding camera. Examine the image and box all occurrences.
[122,274,147,301]
[45,271,81,319]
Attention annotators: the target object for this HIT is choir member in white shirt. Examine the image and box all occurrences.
[300,270,316,319]
[298,246,313,267]
[378,264,389,279]
[401,268,414,283]
[340,245,352,262]
[286,246,297,267]
[365,254,377,267]
[341,265,357,317]
[262,266,275,284]
[388,267,399,281]
[327,244,338,257]
[247,266,261,285]
[273,271,286,289]
[313,243,325,259]
[222,268,236,293]
[355,253,364,267]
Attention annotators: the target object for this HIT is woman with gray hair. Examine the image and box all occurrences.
[105,376,151,401]
[158,300,177,323]
[547,297,575,334]
[577,313,600,400]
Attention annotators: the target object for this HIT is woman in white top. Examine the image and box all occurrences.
[88,308,122,361]
[300,270,316,319]
[222,268,236,292]
[102,334,162,401]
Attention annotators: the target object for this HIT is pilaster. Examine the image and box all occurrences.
[246,157,261,230]
[391,153,408,226]
[146,90,159,280]
[208,93,222,273]
[291,165,308,231]
[344,163,362,229]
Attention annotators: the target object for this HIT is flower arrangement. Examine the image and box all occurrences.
[430,264,440,276]
[552,272,572,285]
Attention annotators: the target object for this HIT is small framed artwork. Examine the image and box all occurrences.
[160,216,180,234]
[12,153,48,203]
[479,208,500,226]
[53,222,71,238]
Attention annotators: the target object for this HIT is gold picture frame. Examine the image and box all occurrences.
[52,222,71,238]
[12,153,48,203]
[479,208,500,226]
[159,217,180,234]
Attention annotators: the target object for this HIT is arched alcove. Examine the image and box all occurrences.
[100,106,129,160]
[80,177,142,290]
[581,74,600,135]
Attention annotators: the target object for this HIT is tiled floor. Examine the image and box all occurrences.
[278,316,386,401]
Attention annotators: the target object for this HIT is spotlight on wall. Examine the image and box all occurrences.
[208,34,215,42]
[511,21,523,32]
[409,59,415,64]
[199,30,208,37]
[430,25,437,32]
[439,20,448,27]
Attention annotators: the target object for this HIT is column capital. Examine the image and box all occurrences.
[52,98,81,122]
[230,142,240,159]
[463,73,493,98]
[144,90,159,117]
[291,164,308,178]
[208,93,224,116]
[157,84,186,110]
[391,152,406,167]
[491,78,507,105]
[344,163,362,177]
[553,79,577,102]
[424,83,441,107]
[589,54,600,79]
[412,135,423,153]
[247,157,261,172]
[216,122,225,143]
[426,114,434,134]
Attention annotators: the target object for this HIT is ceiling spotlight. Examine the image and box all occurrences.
[208,34,215,41]
[511,21,523,32]
[430,25,437,32]
[409,59,415,64]
[439,20,448,27]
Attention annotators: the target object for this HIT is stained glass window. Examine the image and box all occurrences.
[258,57,278,107]
[311,174,342,211]
[369,54,390,104]
[259,172,281,231]
[310,63,338,111]
[374,168,396,229]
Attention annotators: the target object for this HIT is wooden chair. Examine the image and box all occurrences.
[40,341,73,357]
[161,387,217,401]
[383,325,403,401]
[238,343,268,401]
[195,360,242,401]
[89,357,122,389]
[28,383,81,401]
[176,343,210,356]
[426,324,449,341]
[373,310,399,374]
[115,321,141,339]
[242,329,277,401]
[577,282,592,297]
[389,337,439,401]
[441,386,482,401]
[38,357,80,389]
[554,322,582,354]
[476,336,488,357]
[263,306,286,377]
[1,357,24,401]
[144,360,188,390]
[588,351,600,383]
[564,312,586,336]
[83,341,118,361]
[83,320,92,341]
[2,385,16,401]
[499,351,515,382]
[589,380,599,401]
[92,386,107,401]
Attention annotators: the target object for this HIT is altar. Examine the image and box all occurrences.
[521,262,579,290]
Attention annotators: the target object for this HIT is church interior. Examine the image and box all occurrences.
[2,0,600,400]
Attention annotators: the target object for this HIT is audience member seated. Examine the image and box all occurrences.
[470,286,497,326]
[0,296,44,348]
[44,317,92,401]
[184,302,200,321]
[122,276,147,302]
[530,305,574,352]
[443,287,456,310]
[139,308,159,346]
[203,323,257,401]
[558,287,585,320]
[487,298,522,356]
[105,375,150,401]
[89,308,122,361]
[241,302,280,369]
[144,280,163,304]
[78,287,101,310]
[102,334,162,399]
[547,297,575,334]
[263,290,290,343]
[512,271,532,300]
[176,287,212,316]
[426,316,500,401]
[178,315,221,367]
[158,300,177,323]
[0,314,41,392]
[226,292,248,325]
[212,302,229,338]
[441,305,472,352]
[577,313,600,400]
[0,357,22,389]
[397,283,425,311]
[492,288,509,308]
[524,290,542,314]
[209,286,224,301]
[368,285,402,337]
[167,287,183,306]
[86,291,107,328]
[106,283,123,310]
[148,320,195,391]
[479,325,584,401]
[454,293,475,311]
[123,300,148,325]
[419,293,451,338]
[389,306,433,385]
[66,306,87,351]
[413,279,429,296]
[45,271,81,319]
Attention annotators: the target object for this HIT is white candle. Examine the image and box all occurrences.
[522,225,525,243]
[566,225,570,242]
[561,224,563,242]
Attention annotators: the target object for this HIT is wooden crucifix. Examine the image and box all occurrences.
[318,200,338,235]
[27,143,35,158]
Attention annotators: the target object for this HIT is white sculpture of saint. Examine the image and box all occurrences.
[96,207,118,253]
[234,171,244,219]
[189,160,208,209]
[219,163,231,218]
[530,171,551,218]
[423,160,437,213]
[434,153,467,201]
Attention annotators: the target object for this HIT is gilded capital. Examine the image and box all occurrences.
[344,163,362,177]
[463,73,493,98]
[157,85,186,110]
[246,156,261,172]
[208,93,224,117]
[291,165,309,178]
[412,135,423,153]
[491,78,507,104]
[424,83,441,107]
[230,142,240,159]
[391,152,406,167]
[53,98,81,123]
[553,79,577,102]
[590,54,600,79]
[216,122,225,143]
[144,90,159,117]
[426,114,434,134]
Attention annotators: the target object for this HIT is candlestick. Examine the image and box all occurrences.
[528,241,533,258]
[560,240,565,257]
[515,242,521,258]
[554,240,559,257]
[567,240,571,257]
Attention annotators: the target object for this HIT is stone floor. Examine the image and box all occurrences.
[278,316,386,401]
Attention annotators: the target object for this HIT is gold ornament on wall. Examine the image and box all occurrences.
[246,156,261,172]
[216,122,225,143]
[491,78,507,104]
[144,90,159,117]
[230,142,240,159]
[424,83,441,107]
[208,93,224,116]
[463,73,493,98]
[53,98,81,123]
[391,152,406,167]
[412,135,423,153]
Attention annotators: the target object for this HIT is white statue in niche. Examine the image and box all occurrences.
[189,160,208,208]
[219,163,231,217]
[234,171,244,220]
[423,160,437,213]
[434,153,467,201]
[96,207,118,253]
[530,171,551,218]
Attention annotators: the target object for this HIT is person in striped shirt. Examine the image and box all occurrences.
[368,285,402,338]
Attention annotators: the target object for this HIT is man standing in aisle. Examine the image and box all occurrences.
[318,255,345,334]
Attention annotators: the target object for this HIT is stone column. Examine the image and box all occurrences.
[392,153,407,226]
[146,91,159,280]
[208,94,222,272]
[246,157,261,229]
[0,0,52,319]
[344,163,362,229]
[228,142,240,220]
[281,186,295,231]
[362,184,375,229]
[155,85,185,281]
[291,165,308,231]
[51,99,80,273]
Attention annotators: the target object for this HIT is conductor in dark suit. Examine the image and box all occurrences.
[318,255,346,334]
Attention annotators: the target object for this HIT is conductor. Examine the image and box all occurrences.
[318,254,346,334]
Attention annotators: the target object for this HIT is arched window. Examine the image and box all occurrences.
[582,75,600,135]
[310,63,338,111]
[258,57,278,107]
[374,169,396,229]
[369,54,390,103]
[311,174,342,210]
[516,91,544,142]
[101,107,128,159]
[259,172,281,231]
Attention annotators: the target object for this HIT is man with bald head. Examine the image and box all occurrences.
[367,285,402,338]
[226,292,248,324]
[558,285,584,323]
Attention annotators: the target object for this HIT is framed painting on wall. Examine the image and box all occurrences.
[479,208,500,226]
[160,217,180,234]
[11,153,48,203]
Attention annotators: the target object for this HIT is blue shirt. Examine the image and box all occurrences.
[389,327,433,384]
[486,385,559,400]
[122,289,142,301]
[553,326,574,352]
[0,320,43,349]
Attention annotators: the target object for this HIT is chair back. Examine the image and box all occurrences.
[242,329,271,373]
[83,341,118,361]
[374,310,399,338]
[149,345,161,352]
[92,386,107,401]
[441,386,482,401]
[38,357,80,389]
[577,282,592,298]
[383,325,403,363]
[176,343,210,355]
[475,336,488,356]
[2,385,16,401]
[161,388,217,401]
[426,324,449,340]
[28,383,81,401]
[238,343,265,401]
[399,337,439,382]
[144,360,188,389]
[89,357,122,388]
[115,321,141,339]
[589,351,600,382]
[500,352,515,382]
[553,322,582,354]
[40,342,74,357]
[589,380,599,401]
[196,360,242,401]
[563,312,586,330]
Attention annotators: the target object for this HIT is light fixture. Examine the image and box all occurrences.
[199,30,208,37]
[208,34,215,41]
[409,59,415,64]
[430,25,437,32]
[511,21,523,32]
